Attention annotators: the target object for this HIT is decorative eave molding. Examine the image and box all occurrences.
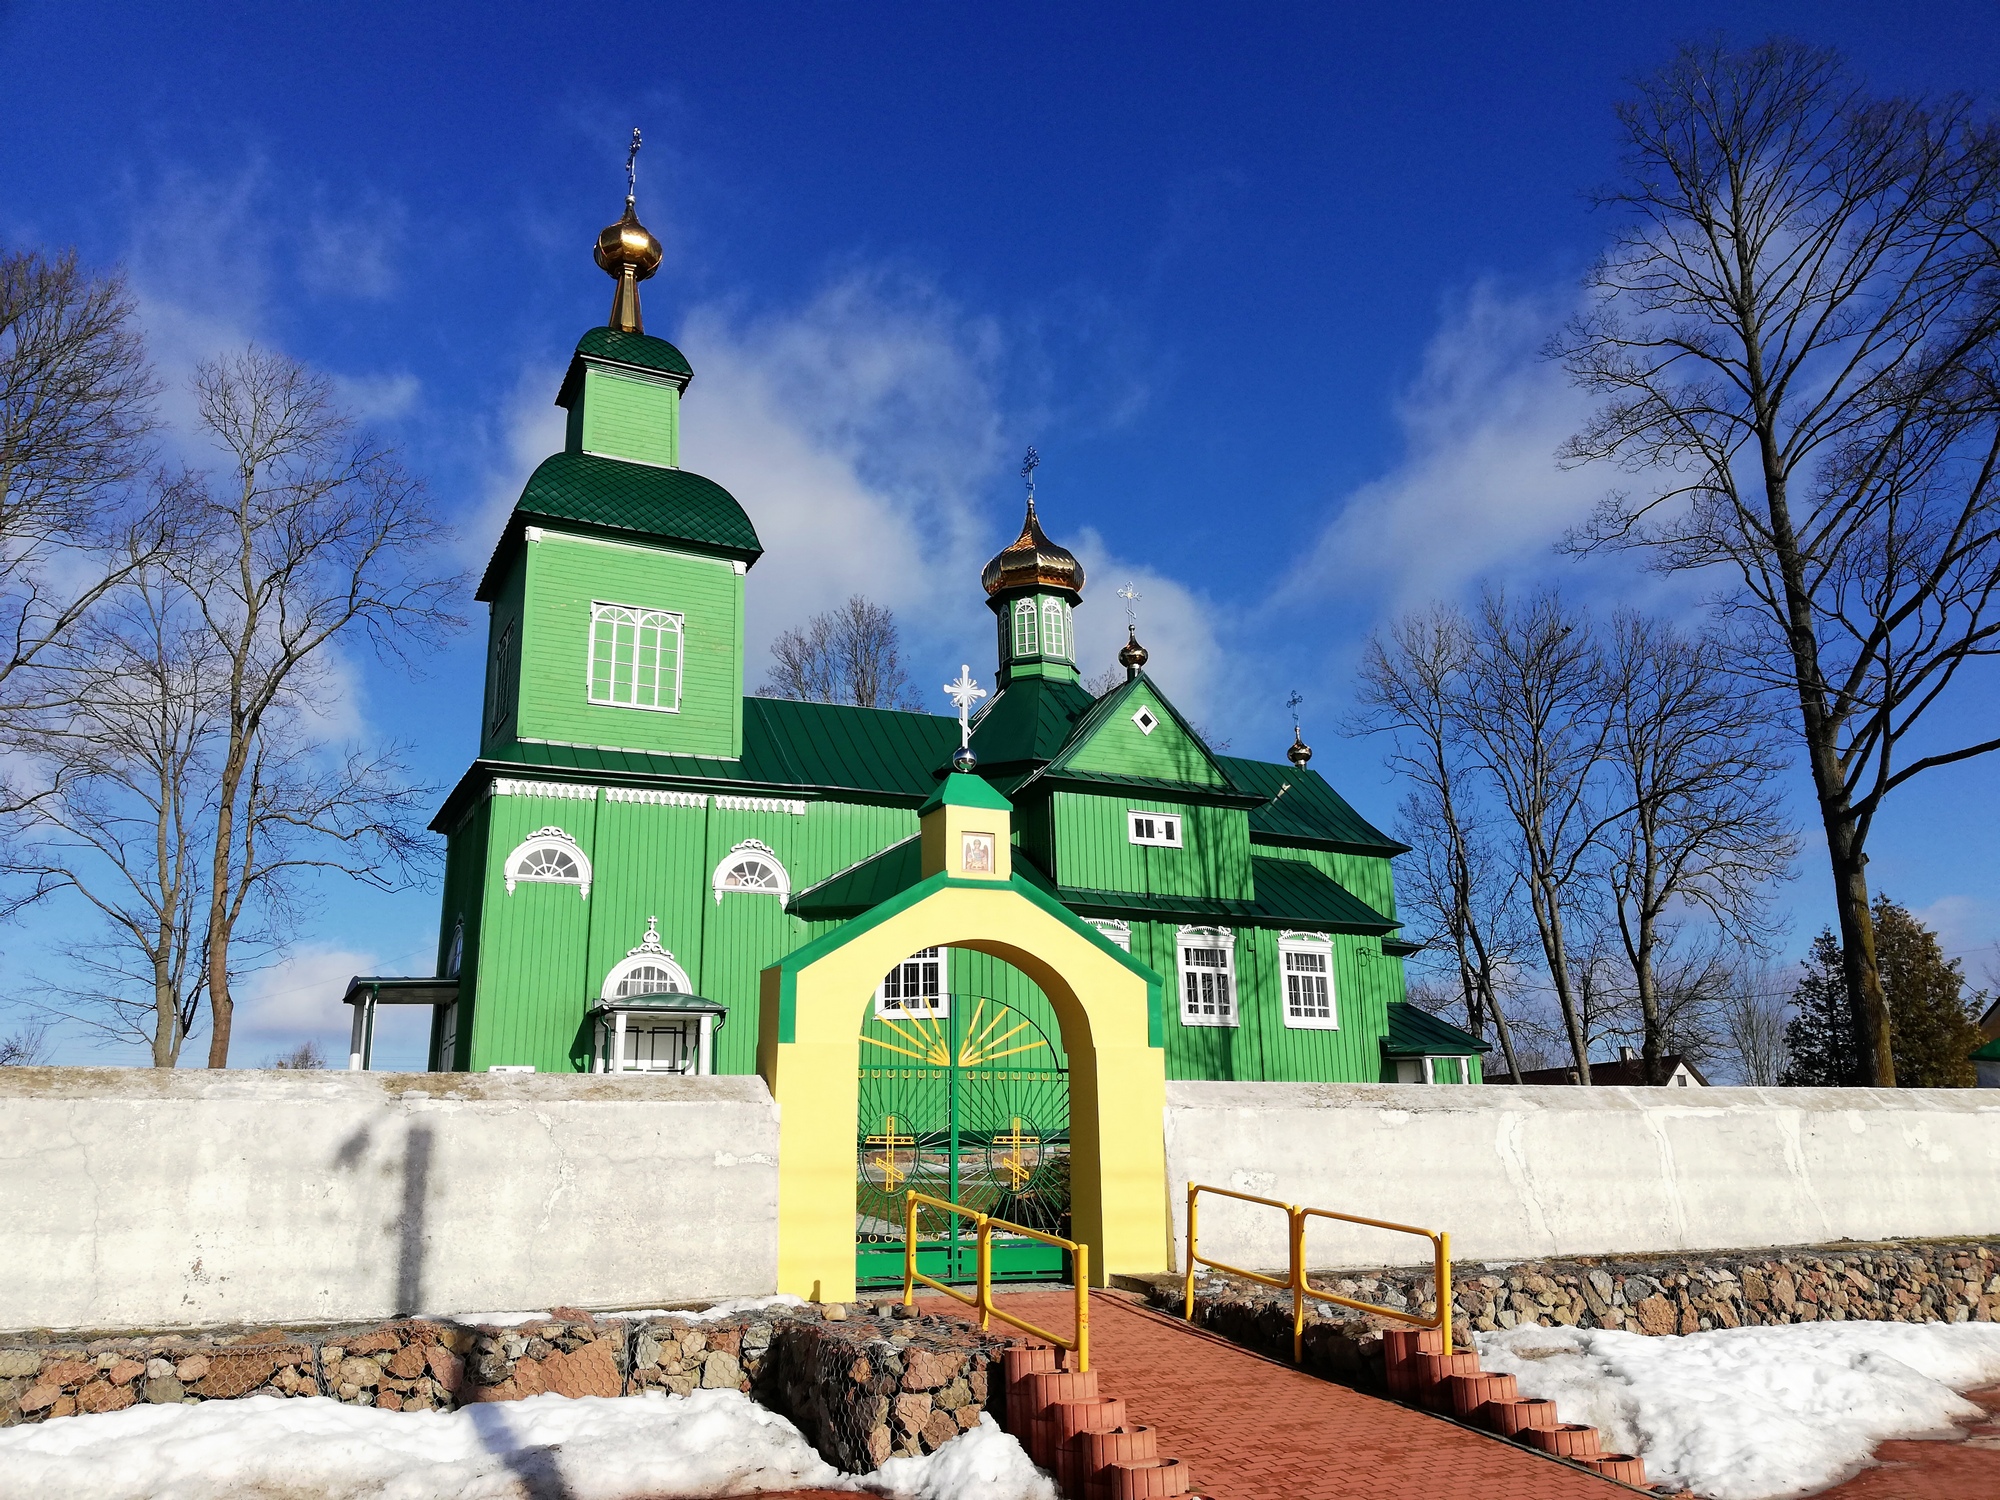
[485,781,806,816]
[714,794,808,815]
[605,787,707,807]
[493,778,595,801]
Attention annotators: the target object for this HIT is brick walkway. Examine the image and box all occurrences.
[1809,1385,2000,1499]
[965,1290,1635,1499]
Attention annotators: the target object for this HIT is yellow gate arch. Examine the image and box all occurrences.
[758,773,1169,1301]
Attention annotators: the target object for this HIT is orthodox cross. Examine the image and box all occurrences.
[625,127,643,201]
[1021,446,1040,501]
[1117,581,1142,626]
[944,664,986,749]
[1287,689,1305,733]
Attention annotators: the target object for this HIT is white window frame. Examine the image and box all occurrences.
[1041,598,1069,662]
[1395,1055,1469,1084]
[504,827,592,899]
[601,918,693,1000]
[488,619,517,733]
[586,600,685,713]
[1087,918,1131,952]
[1278,932,1338,1030]
[1177,926,1237,1027]
[444,918,464,979]
[876,946,949,1019]
[1131,705,1159,735]
[1012,598,1039,658]
[711,839,790,904]
[1128,809,1183,848]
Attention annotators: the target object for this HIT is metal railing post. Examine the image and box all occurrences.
[1183,1184,1199,1321]
[1289,1206,1306,1365]
[903,1190,918,1307]
[976,1214,993,1331]
[1436,1230,1453,1357]
[1074,1241,1090,1373]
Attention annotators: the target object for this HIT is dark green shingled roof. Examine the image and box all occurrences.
[968,677,1099,768]
[1384,1002,1491,1055]
[476,452,763,599]
[1220,755,1409,855]
[572,326,693,380]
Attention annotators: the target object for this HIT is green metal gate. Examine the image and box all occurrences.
[856,992,1071,1287]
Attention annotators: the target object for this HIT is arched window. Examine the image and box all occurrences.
[712,839,790,904]
[504,827,592,899]
[1041,599,1068,662]
[1012,598,1039,658]
[600,917,693,1000]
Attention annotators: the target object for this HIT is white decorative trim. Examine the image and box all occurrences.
[605,787,707,808]
[524,525,544,542]
[1278,931,1338,1031]
[599,916,692,999]
[1087,918,1131,952]
[712,839,790,904]
[503,826,592,899]
[1176,925,1237,1028]
[714,795,808,815]
[586,600,685,715]
[494,778,596,800]
[1131,705,1160,735]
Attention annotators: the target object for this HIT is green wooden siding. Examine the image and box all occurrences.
[1059,682,1225,786]
[514,532,745,760]
[1049,792,1250,900]
[428,798,491,1071]
[575,366,679,468]
[479,559,526,757]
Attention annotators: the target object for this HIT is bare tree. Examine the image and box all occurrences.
[1554,38,2000,1084]
[0,248,173,822]
[1598,614,1797,1082]
[759,595,925,710]
[264,1038,325,1070]
[1718,958,1793,1085]
[171,349,459,1067]
[1352,607,1530,1082]
[1460,591,1615,1081]
[0,1019,52,1065]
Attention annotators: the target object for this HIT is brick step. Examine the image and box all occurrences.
[1003,1343,1194,1498]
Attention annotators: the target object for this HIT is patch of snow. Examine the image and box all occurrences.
[1476,1320,2000,1500]
[451,1295,808,1327]
[0,1388,1054,1500]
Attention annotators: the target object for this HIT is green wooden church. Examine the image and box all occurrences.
[346,179,1486,1282]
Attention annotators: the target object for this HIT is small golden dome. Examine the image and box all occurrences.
[1118,624,1149,678]
[1288,729,1313,768]
[981,499,1085,600]
[595,199,663,334]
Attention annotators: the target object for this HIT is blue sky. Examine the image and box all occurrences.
[3,2,1996,1065]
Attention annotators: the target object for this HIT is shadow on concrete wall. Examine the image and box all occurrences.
[397,1124,433,1317]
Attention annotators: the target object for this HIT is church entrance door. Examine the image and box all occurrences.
[855,992,1071,1288]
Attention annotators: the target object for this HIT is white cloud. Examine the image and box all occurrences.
[1285,283,1604,616]
[1069,532,1226,724]
[231,940,434,1069]
[462,362,568,570]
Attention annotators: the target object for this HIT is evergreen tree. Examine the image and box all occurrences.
[1782,930,1862,1086]
[1874,897,1982,1089]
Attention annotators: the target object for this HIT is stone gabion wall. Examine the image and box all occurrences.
[0,1298,1019,1472]
[1150,1236,2000,1384]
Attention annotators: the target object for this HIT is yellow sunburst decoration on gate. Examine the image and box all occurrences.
[862,997,1050,1068]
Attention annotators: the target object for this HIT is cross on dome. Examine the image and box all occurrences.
[1021,446,1040,501]
[944,665,987,750]
[1116,581,1142,625]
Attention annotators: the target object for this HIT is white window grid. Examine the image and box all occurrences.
[1012,599,1039,658]
[1178,927,1237,1027]
[877,946,948,1018]
[1041,599,1069,661]
[1128,809,1182,847]
[1279,934,1338,1030]
[503,827,592,898]
[587,601,684,713]
[711,839,790,904]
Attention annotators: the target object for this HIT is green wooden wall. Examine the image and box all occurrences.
[572,367,679,468]
[1060,682,1224,786]
[1048,791,1250,898]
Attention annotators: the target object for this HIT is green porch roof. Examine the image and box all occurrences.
[1220,755,1408,855]
[790,836,922,920]
[1383,1002,1490,1056]
[475,452,763,600]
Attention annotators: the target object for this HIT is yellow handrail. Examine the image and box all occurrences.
[1183,1183,1452,1362]
[902,1189,1089,1373]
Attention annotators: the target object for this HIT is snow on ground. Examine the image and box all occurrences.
[1476,1320,2000,1500]
[453,1296,810,1326]
[0,1388,1056,1500]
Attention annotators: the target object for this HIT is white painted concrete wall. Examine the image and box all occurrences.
[0,1069,779,1332]
[1165,1081,2000,1271]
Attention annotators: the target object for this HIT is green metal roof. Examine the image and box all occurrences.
[1383,1002,1491,1055]
[919,772,1012,815]
[1219,755,1409,855]
[476,453,762,600]
[968,677,1099,768]
[1970,1034,2000,1062]
[790,836,922,920]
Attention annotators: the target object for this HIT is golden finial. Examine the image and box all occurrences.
[1286,690,1312,767]
[594,128,663,334]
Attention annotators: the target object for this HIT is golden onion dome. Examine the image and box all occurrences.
[1118,624,1149,676]
[981,499,1085,601]
[594,199,664,334]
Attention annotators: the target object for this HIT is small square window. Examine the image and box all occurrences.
[961,831,996,873]
[1129,810,1182,847]
[1131,706,1159,735]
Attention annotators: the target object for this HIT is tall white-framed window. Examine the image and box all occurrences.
[1129,810,1182,847]
[1087,918,1132,951]
[1279,932,1337,1030]
[1178,926,1236,1026]
[488,620,517,733]
[877,946,948,1018]
[503,827,592,898]
[712,840,789,904]
[444,918,464,978]
[587,600,684,712]
[1041,599,1069,662]
[601,917,693,999]
[1011,598,1040,658]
